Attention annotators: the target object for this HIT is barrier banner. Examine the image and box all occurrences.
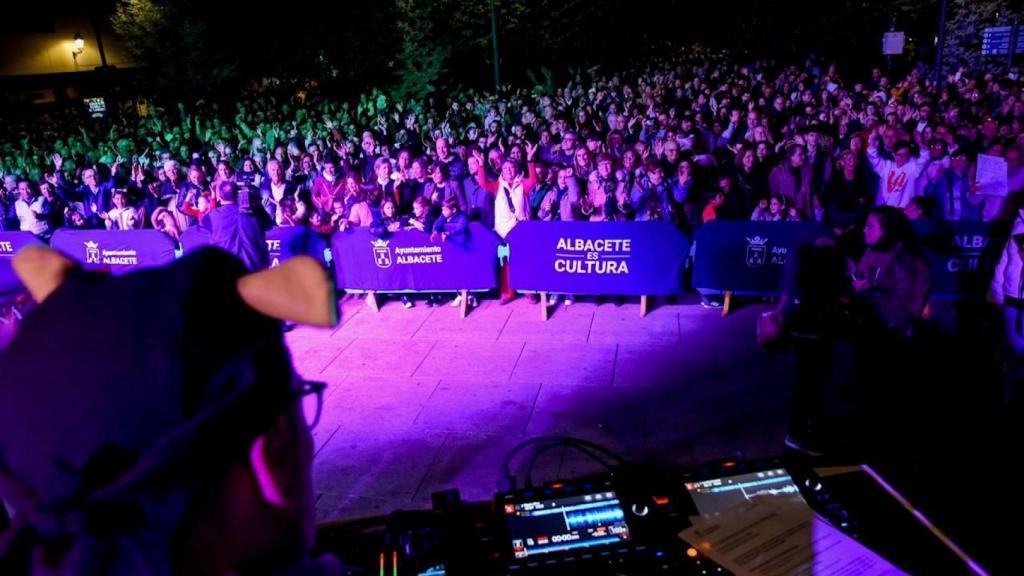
[692,221,823,295]
[331,223,500,291]
[0,232,44,296]
[180,227,212,254]
[505,221,690,296]
[50,229,177,275]
[915,220,1011,300]
[180,226,329,268]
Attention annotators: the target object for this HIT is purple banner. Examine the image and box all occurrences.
[692,221,825,296]
[266,226,329,268]
[50,229,177,275]
[180,227,212,255]
[331,223,500,292]
[0,232,45,296]
[505,221,689,296]
[180,226,328,268]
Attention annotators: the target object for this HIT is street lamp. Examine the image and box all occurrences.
[72,32,85,63]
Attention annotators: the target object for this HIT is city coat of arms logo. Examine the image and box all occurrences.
[371,239,392,269]
[84,241,100,264]
[745,236,767,267]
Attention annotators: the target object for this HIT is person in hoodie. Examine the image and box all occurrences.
[630,161,674,221]
[866,128,930,209]
[431,196,476,309]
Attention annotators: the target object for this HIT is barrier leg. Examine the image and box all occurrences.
[640,295,649,318]
[460,289,469,319]
[366,291,380,313]
[540,292,550,321]
[722,291,732,318]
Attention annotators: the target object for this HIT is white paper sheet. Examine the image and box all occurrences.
[976,154,1009,197]
[679,496,908,576]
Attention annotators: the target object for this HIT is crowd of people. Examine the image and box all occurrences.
[3,59,1024,304]
[3,55,1024,574]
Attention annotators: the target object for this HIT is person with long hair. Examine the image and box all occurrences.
[572,147,595,181]
[851,205,932,457]
[341,175,373,229]
[310,158,345,213]
[733,146,769,204]
[768,143,814,218]
[853,206,930,335]
[822,149,871,230]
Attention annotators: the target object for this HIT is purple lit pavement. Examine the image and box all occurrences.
[288,296,796,523]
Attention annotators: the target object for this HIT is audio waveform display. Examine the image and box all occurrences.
[564,505,626,530]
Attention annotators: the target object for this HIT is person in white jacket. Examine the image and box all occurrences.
[989,210,1024,403]
[867,133,930,209]
[471,143,539,303]
[13,180,49,236]
[103,189,141,230]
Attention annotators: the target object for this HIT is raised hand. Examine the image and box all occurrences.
[525,141,539,161]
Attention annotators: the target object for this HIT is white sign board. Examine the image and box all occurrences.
[883,32,905,55]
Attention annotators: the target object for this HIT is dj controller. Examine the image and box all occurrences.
[313,455,985,575]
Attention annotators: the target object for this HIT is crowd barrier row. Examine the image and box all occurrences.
[2,219,1004,317]
[692,220,1010,314]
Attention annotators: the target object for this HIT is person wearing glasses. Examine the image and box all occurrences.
[542,130,577,166]
[0,247,341,574]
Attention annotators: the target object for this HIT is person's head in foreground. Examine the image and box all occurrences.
[0,247,338,575]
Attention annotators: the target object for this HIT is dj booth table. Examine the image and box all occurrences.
[313,456,988,575]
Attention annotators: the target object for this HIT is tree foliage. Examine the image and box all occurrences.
[111,0,237,94]
[107,0,1022,97]
[392,0,451,101]
[943,0,1016,69]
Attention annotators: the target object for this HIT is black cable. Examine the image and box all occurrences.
[499,436,627,491]
[524,442,615,488]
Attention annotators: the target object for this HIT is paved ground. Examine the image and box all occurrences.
[286,295,799,523]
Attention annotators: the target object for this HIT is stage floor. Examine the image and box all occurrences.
[287,295,796,523]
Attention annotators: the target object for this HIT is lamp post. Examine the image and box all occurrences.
[89,8,110,69]
[490,0,500,91]
[934,0,949,86]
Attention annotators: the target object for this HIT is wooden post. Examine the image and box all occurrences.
[640,295,649,318]
[540,292,550,321]
[460,289,469,319]
[721,291,732,318]
[366,291,379,313]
